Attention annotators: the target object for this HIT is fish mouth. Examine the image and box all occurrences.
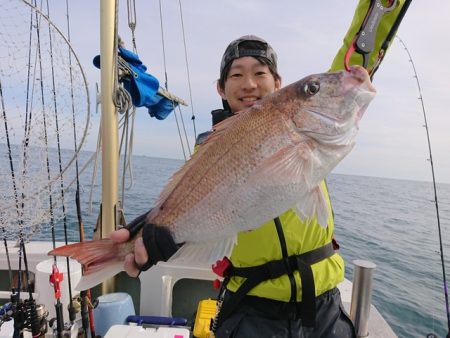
[347,66,377,93]
[304,107,340,124]
[299,87,375,143]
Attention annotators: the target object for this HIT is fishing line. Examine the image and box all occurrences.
[396,35,450,336]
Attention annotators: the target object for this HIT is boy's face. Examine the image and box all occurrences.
[217,56,281,113]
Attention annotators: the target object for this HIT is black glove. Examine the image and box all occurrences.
[124,210,179,272]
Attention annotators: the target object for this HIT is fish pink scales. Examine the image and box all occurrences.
[49,66,376,289]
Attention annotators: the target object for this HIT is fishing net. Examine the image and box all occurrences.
[0,1,91,241]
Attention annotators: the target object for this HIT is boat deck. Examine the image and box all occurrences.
[0,241,397,337]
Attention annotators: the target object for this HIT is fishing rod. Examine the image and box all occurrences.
[396,36,450,337]
[0,78,27,338]
[34,1,65,334]
[2,10,41,332]
[44,0,80,330]
[65,0,96,335]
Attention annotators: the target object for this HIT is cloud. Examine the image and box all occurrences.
[3,0,449,183]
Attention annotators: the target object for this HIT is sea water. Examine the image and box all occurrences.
[3,153,450,338]
[328,174,450,338]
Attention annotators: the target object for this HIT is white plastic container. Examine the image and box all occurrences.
[35,257,82,320]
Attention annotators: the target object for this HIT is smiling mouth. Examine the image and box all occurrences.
[240,97,259,102]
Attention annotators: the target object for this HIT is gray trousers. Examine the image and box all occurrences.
[215,287,356,338]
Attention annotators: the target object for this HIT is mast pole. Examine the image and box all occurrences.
[100,0,118,293]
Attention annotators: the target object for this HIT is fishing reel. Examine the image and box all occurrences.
[22,300,49,337]
[5,293,49,338]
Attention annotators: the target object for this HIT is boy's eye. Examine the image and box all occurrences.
[229,73,242,78]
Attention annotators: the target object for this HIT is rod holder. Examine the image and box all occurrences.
[350,260,376,337]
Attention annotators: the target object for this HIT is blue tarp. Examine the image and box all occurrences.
[93,47,178,120]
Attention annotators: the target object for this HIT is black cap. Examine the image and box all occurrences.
[220,35,278,77]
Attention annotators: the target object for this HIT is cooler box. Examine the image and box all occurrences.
[104,325,190,338]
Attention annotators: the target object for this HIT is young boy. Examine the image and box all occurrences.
[111,36,355,337]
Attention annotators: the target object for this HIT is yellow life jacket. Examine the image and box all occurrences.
[202,2,410,328]
[226,180,343,302]
[220,0,407,301]
[223,0,409,303]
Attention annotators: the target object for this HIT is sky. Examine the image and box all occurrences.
[27,0,450,184]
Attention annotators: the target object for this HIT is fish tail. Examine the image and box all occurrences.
[48,239,122,276]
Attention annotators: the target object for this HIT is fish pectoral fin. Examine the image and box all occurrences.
[166,236,237,266]
[295,184,330,228]
[248,142,317,188]
[75,261,123,291]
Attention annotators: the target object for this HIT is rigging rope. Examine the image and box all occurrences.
[178,0,197,138]
[158,0,191,160]
[87,0,198,213]
[127,0,138,53]
[113,0,135,218]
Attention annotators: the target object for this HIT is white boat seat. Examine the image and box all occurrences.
[138,240,233,316]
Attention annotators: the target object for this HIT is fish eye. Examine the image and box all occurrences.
[304,82,320,96]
